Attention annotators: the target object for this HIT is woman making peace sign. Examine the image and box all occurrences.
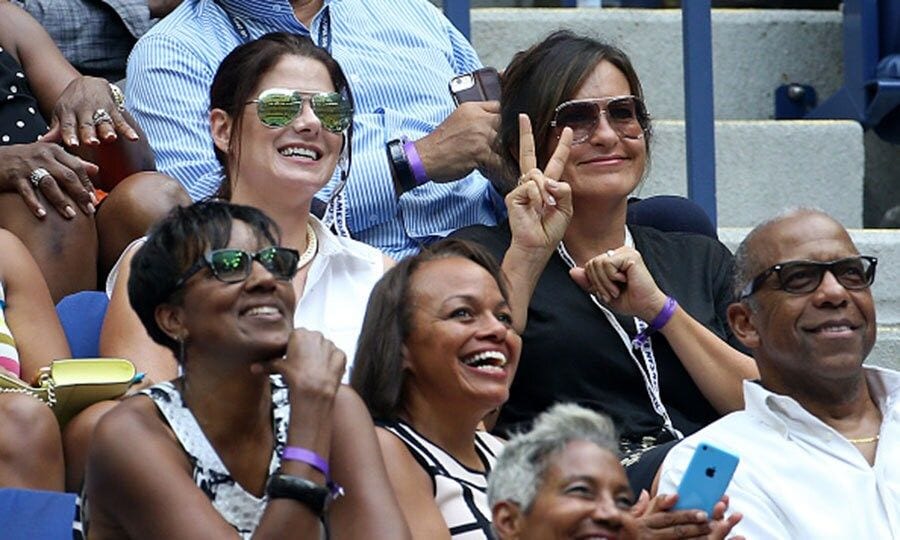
[454,31,757,493]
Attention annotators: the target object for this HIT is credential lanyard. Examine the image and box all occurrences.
[556,229,682,440]
[217,0,332,53]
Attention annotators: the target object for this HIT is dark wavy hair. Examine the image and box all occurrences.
[350,239,510,420]
[497,30,652,190]
[208,32,354,201]
[128,201,282,355]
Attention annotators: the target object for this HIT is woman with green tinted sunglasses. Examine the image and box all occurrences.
[85,201,408,538]
[101,33,393,391]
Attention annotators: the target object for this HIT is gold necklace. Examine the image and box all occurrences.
[847,434,880,444]
[297,222,318,270]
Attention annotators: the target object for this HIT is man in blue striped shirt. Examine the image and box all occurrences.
[126,0,506,258]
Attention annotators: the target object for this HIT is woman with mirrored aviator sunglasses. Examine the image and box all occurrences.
[85,201,408,538]
[101,33,393,389]
[454,30,758,501]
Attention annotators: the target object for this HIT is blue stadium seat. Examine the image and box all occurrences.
[55,291,109,359]
[0,488,77,539]
[779,0,900,143]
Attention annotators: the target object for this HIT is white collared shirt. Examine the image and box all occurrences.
[658,367,900,539]
[295,217,384,380]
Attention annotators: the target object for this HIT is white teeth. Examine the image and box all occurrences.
[278,146,318,160]
[820,325,851,332]
[462,350,507,369]
[245,306,279,316]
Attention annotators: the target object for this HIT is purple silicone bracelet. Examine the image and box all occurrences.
[282,446,344,498]
[403,140,429,186]
[631,296,678,348]
[282,446,330,478]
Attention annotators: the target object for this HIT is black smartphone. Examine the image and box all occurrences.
[671,442,739,515]
[449,67,502,105]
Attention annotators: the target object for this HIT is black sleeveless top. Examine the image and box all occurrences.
[0,45,48,146]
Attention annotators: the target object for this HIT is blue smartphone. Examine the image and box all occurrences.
[671,442,739,515]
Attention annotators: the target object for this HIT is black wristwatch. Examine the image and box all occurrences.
[387,138,417,197]
[266,473,331,517]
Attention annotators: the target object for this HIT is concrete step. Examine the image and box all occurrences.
[720,227,900,371]
[645,119,863,227]
[471,8,842,121]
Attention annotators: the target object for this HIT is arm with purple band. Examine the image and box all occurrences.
[282,446,344,499]
[387,138,429,197]
[632,296,678,348]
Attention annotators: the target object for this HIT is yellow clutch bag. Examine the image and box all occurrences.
[0,358,136,425]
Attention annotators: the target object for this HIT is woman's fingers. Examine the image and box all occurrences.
[76,108,101,146]
[543,126,572,181]
[518,113,537,174]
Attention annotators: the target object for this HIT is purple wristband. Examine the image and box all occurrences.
[282,446,344,498]
[631,296,678,348]
[403,140,429,186]
[282,446,330,478]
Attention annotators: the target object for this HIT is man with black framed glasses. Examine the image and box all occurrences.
[657,208,900,538]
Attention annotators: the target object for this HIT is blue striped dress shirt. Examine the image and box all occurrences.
[126,0,505,258]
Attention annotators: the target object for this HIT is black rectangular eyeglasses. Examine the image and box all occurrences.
[739,256,877,300]
[175,246,300,289]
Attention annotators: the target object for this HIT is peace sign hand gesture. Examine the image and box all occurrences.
[506,114,574,252]
[501,114,573,333]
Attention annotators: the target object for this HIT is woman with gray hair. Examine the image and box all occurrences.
[488,404,743,540]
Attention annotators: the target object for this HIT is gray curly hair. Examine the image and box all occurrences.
[487,403,618,513]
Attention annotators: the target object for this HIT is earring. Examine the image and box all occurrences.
[177,335,187,365]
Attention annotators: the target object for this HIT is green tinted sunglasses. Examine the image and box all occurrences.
[176,246,301,289]
[248,88,353,132]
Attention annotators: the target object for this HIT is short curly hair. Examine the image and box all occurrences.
[127,200,282,356]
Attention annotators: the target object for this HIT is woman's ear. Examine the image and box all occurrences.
[155,303,187,344]
[492,501,524,540]
[401,343,413,372]
[727,302,760,350]
[209,108,233,154]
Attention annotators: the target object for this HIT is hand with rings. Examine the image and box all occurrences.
[570,245,668,322]
[0,142,99,219]
[506,114,573,253]
[46,76,139,148]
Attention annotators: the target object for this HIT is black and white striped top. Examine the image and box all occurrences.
[142,376,290,538]
[379,419,504,539]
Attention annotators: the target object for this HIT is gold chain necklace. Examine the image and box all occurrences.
[847,434,880,444]
[297,222,318,270]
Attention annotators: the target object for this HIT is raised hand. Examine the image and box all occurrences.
[507,113,573,252]
[253,328,346,408]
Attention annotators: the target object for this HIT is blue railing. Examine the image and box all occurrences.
[443,2,719,227]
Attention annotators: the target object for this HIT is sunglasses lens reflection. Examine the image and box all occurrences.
[311,93,352,133]
[256,93,301,127]
[256,91,352,132]
[258,247,300,280]
[210,250,252,282]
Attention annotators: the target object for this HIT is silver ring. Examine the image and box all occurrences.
[28,167,51,188]
[91,108,113,125]
[606,249,616,258]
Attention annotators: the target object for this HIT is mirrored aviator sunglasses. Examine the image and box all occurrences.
[551,95,648,143]
[250,89,352,133]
